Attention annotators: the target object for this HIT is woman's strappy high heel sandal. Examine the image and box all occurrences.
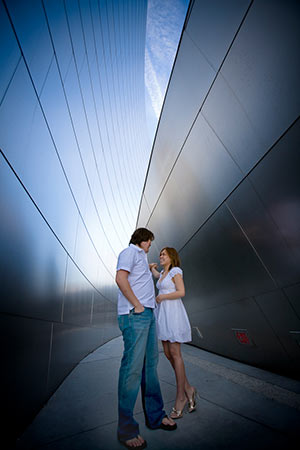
[170,399,188,419]
[187,387,197,413]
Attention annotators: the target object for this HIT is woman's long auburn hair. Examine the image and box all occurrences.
[160,247,181,271]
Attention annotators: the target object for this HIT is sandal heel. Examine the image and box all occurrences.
[188,388,198,413]
[170,399,188,419]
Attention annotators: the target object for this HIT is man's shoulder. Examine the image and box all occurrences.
[119,245,133,255]
[119,244,142,256]
[118,245,137,260]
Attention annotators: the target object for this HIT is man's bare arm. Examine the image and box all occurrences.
[115,270,145,313]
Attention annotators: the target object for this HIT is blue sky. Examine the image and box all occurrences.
[145,0,189,141]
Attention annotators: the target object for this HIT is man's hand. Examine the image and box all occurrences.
[134,304,145,313]
[116,270,144,312]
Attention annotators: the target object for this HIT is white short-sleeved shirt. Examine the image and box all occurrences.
[116,244,155,315]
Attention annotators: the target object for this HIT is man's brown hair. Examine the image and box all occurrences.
[129,228,154,246]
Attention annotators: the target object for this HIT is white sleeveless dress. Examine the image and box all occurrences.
[155,267,191,343]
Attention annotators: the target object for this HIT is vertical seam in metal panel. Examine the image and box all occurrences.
[90,291,95,324]
[225,202,277,285]
[225,202,300,328]
[96,0,133,233]
[89,0,127,247]
[139,0,255,228]
[0,148,113,301]
[61,254,69,323]
[46,322,54,394]
[136,0,193,227]
[3,0,116,282]
[251,296,297,363]
[0,55,22,108]
[178,115,300,254]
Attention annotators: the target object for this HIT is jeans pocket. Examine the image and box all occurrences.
[132,310,144,315]
[118,314,129,332]
[130,307,148,316]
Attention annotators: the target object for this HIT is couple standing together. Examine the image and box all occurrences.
[116,228,196,449]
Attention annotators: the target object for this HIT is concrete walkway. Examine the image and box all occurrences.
[17,336,300,449]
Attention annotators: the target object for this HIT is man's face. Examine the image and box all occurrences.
[139,239,152,253]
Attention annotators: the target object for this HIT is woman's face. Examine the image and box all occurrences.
[159,249,171,267]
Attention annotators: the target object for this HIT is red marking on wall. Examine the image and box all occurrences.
[232,329,253,346]
[235,331,250,345]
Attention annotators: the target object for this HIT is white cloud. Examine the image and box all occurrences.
[145,47,163,118]
[144,0,189,133]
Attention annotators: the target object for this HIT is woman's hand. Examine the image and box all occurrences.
[156,294,165,304]
[149,263,160,279]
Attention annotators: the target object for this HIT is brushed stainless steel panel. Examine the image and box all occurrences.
[72,216,112,285]
[144,31,216,212]
[1,0,148,443]
[284,284,300,318]
[202,74,266,173]
[179,204,275,311]
[227,177,300,288]
[137,193,152,228]
[39,59,90,213]
[248,120,300,272]
[92,294,119,336]
[255,290,300,365]
[138,0,300,381]
[185,297,291,374]
[64,0,85,71]
[5,0,54,95]
[63,256,93,326]
[1,315,51,443]
[0,1,21,103]
[147,112,243,252]
[221,0,300,151]
[43,0,73,80]
[0,65,79,254]
[186,0,250,70]
[0,60,39,165]
[48,321,119,394]
[0,156,65,321]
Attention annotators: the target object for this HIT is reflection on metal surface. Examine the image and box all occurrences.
[0,0,149,445]
[138,0,300,381]
[289,331,300,348]
[193,326,204,339]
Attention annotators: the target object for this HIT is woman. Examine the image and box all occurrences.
[150,247,196,419]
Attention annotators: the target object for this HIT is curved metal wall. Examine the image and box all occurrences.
[138,0,300,378]
[0,0,149,445]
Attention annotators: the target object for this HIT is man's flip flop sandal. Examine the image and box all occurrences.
[119,437,147,449]
[158,416,177,431]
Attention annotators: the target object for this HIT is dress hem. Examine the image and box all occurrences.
[158,337,192,343]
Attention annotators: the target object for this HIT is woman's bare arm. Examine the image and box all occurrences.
[149,263,160,279]
[156,274,185,303]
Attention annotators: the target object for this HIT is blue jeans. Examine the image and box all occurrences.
[117,307,166,441]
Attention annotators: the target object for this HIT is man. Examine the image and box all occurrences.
[116,228,177,449]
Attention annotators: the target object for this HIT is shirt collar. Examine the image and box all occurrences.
[129,243,144,253]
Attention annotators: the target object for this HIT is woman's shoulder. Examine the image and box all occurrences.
[169,266,183,277]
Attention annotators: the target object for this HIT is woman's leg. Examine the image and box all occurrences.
[168,342,188,411]
[163,341,194,410]
[162,341,174,367]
